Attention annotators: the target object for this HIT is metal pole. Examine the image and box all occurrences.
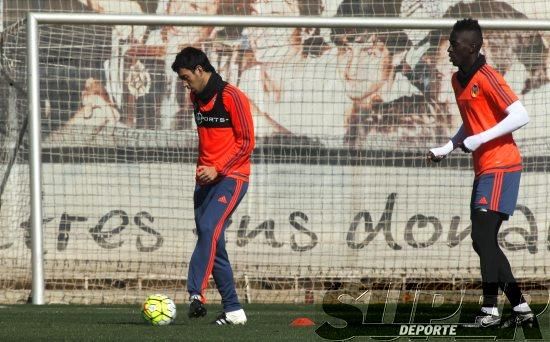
[0,0,4,32]
[26,12,45,305]
[30,12,550,30]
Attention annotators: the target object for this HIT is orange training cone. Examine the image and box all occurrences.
[290,317,315,327]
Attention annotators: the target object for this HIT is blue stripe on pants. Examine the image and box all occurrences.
[187,177,248,312]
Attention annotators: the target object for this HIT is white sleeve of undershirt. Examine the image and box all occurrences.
[479,100,530,143]
[430,125,466,157]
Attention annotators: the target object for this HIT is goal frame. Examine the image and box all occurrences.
[26,12,550,304]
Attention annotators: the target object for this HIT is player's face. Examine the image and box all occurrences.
[434,38,461,124]
[177,67,207,94]
[447,30,475,69]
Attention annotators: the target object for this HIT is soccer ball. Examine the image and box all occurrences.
[141,294,177,326]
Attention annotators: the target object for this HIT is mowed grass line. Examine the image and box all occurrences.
[0,303,547,341]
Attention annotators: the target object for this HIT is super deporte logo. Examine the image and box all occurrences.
[315,287,547,341]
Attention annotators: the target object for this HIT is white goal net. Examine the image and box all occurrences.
[0,0,549,304]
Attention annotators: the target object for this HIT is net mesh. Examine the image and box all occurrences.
[0,0,549,304]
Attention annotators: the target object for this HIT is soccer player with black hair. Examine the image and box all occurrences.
[172,47,254,325]
[427,19,536,328]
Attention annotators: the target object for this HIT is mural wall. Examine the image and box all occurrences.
[3,0,549,151]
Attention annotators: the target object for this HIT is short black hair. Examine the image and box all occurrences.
[171,47,216,73]
[452,18,483,50]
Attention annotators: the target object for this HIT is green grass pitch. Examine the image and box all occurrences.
[0,303,547,341]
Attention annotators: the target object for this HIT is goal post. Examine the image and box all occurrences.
[12,12,550,305]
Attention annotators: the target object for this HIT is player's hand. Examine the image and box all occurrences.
[427,150,445,163]
[427,145,451,163]
[196,165,218,185]
[427,140,457,163]
[462,134,484,152]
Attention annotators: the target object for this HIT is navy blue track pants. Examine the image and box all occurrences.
[187,177,247,312]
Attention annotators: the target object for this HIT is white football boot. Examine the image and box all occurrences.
[213,309,247,325]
